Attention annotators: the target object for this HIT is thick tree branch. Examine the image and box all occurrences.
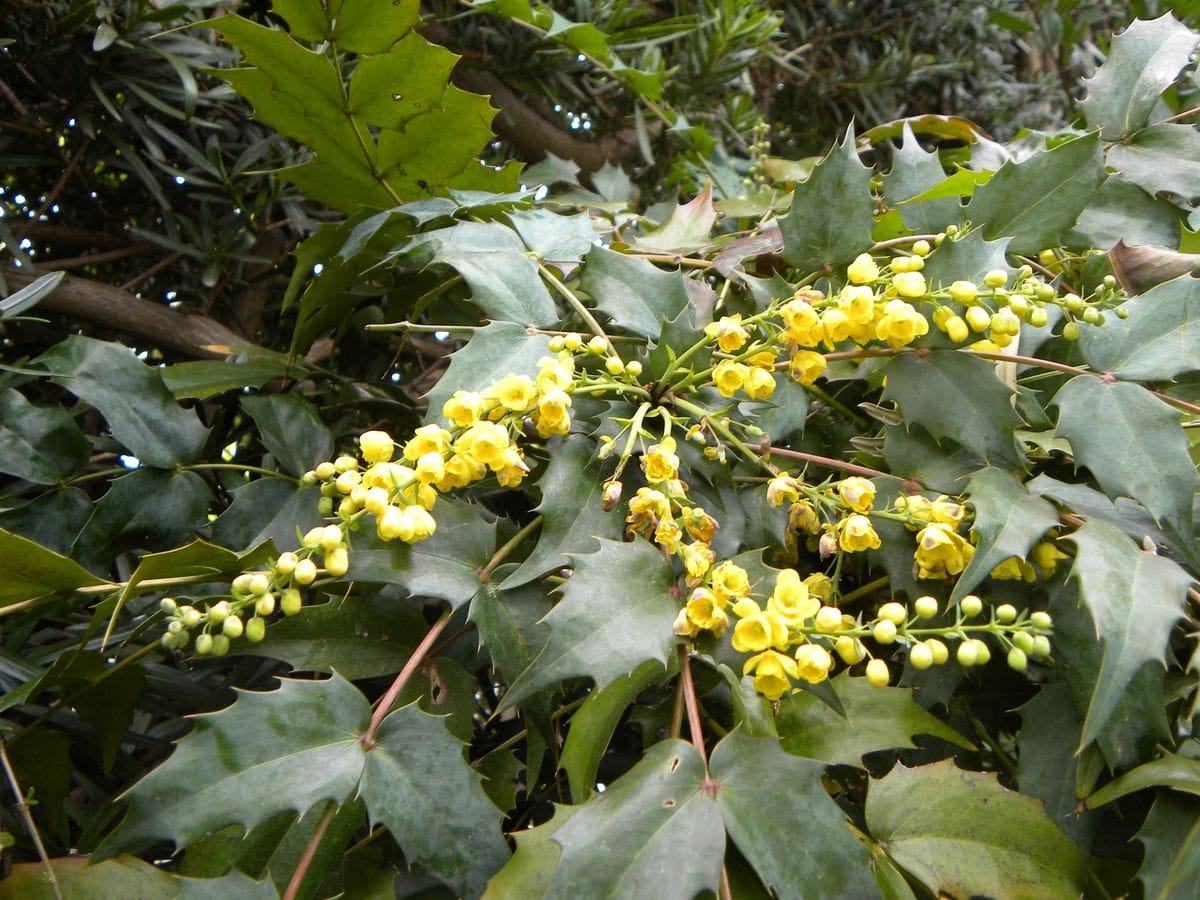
[3,267,259,359]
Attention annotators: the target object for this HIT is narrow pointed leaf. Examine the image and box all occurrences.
[1087,753,1200,809]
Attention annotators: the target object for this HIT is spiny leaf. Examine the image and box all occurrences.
[1078,275,1200,381]
[240,394,333,477]
[710,728,876,898]
[950,467,1059,603]
[882,123,962,234]
[500,538,677,709]
[635,183,717,253]
[1135,793,1200,900]
[1080,13,1200,140]
[779,125,874,272]
[0,388,90,484]
[1017,685,1097,848]
[2,855,276,900]
[866,760,1087,899]
[1069,175,1185,251]
[482,804,581,899]
[580,245,693,341]
[1067,519,1191,749]
[921,228,1011,289]
[423,322,553,420]
[1106,124,1200,210]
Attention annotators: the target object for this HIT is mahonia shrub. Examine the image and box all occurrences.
[3,7,1200,899]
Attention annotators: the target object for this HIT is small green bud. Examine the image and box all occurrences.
[245,617,266,643]
[588,335,608,355]
[210,634,231,656]
[222,615,244,639]
[1032,635,1052,658]
[167,619,184,635]
[1062,321,1080,341]
[1013,631,1036,654]
[281,588,304,616]
[548,335,565,352]
[909,642,934,670]
[960,595,983,618]
[208,600,231,625]
[181,606,203,629]
[318,496,334,516]
[256,593,276,616]
[995,603,1017,624]
[624,360,643,379]
[315,461,337,481]
[249,573,271,596]
[195,633,214,655]
[914,596,938,619]
[1030,611,1053,631]
[232,573,254,595]
[956,640,979,667]
[1115,305,1130,320]
[1007,646,1028,672]
[972,639,991,665]
[1029,307,1049,328]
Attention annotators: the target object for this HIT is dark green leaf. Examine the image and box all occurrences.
[920,228,1011,289]
[36,335,209,466]
[209,480,322,552]
[1136,793,1200,900]
[360,702,508,895]
[1054,376,1198,537]
[0,487,91,555]
[711,728,876,898]
[1067,519,1191,749]
[882,350,1022,466]
[1087,753,1200,808]
[950,467,1058,603]
[72,663,146,774]
[882,124,961,234]
[1080,14,1199,139]
[240,394,333,477]
[866,760,1087,898]
[780,126,874,271]
[0,270,63,318]
[482,804,581,899]
[6,728,72,829]
[500,538,677,709]
[423,322,553,420]
[1016,685,1096,848]
[778,672,971,766]
[1107,124,1200,208]
[508,208,597,262]
[0,527,107,608]
[1077,275,1200,381]
[0,388,90,483]
[470,581,551,686]
[580,245,692,341]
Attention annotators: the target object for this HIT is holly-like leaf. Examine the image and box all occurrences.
[0,527,108,607]
[240,394,333,477]
[545,740,724,898]
[882,350,1022,466]
[950,467,1059,603]
[0,388,90,484]
[1087,753,1200,809]
[866,760,1087,898]
[503,435,623,588]
[3,855,276,900]
[98,674,370,858]
[710,728,876,898]
[777,672,971,766]
[636,183,717,253]
[482,804,582,899]
[882,123,962,234]
[1016,686,1096,850]
[36,335,209,467]
[1069,175,1185,251]
[500,538,677,709]
[1106,124,1200,210]
[1054,376,1198,538]
[508,208,598,262]
[779,126,874,272]
[1067,519,1191,750]
[423,322,554,420]
[210,480,323,552]
[920,228,1011,289]
[161,358,297,401]
[1080,14,1200,140]
[360,702,509,895]
[966,132,1104,255]
[1077,275,1200,381]
[580,245,693,341]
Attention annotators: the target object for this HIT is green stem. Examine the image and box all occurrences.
[539,264,611,348]
[364,321,479,334]
[672,396,775,476]
[188,463,298,482]
[0,741,63,900]
[837,575,890,606]
[484,696,586,757]
[610,401,654,482]
[478,515,544,583]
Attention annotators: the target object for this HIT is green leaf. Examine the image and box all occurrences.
[6,728,72,829]
[1136,793,1200,900]
[780,126,874,272]
[36,335,210,466]
[0,527,108,607]
[348,498,496,608]
[1054,376,1198,538]
[482,804,581,899]
[160,358,296,401]
[777,672,972,766]
[423,322,553,420]
[3,855,275,900]
[966,132,1104,255]
[1066,519,1191,749]
[1107,124,1200,209]
[0,487,91,555]
[503,435,624,588]
[546,740,724,898]
[882,350,1022,466]
[1069,175,1184,251]
[866,760,1087,898]
[508,208,597,262]
[0,269,63,318]
[360,702,509,895]
[73,663,146,773]
[470,581,551,686]
[1087,753,1200,809]
[326,0,421,55]
[501,538,677,709]
[950,467,1059,603]
[560,659,672,803]
[210,480,322,551]
[882,124,962,234]
[0,388,90,483]
[710,728,876,898]
[920,228,1011,289]
[1078,275,1200,381]
[98,674,369,858]
[1080,14,1200,140]
[580,245,693,341]
[240,394,333,477]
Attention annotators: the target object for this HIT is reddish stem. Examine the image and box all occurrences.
[677,645,708,767]
[283,801,335,900]
[360,608,453,748]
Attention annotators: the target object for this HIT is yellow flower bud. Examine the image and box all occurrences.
[847,252,880,284]
[293,559,317,585]
[865,658,890,687]
[358,430,394,464]
[324,547,350,577]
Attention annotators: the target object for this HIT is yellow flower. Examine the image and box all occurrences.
[875,299,929,348]
[836,515,881,552]
[991,556,1037,581]
[680,507,718,543]
[743,366,777,400]
[794,643,833,684]
[766,474,803,508]
[804,572,834,603]
[780,299,825,347]
[442,391,484,428]
[712,360,749,397]
[949,280,978,304]
[404,424,453,462]
[835,635,866,664]
[359,430,394,464]
[821,308,853,343]
[455,421,510,467]
[930,496,965,527]
[747,350,778,369]
[628,487,671,520]
[536,356,574,395]
[363,461,416,491]
[838,285,876,325]
[414,451,446,484]
[672,607,700,638]
[438,452,485,491]
[837,476,876,513]
[682,541,716,585]
[892,271,927,298]
[534,389,572,438]
[686,588,729,636]
[914,522,974,579]
[894,493,932,528]
[732,610,775,653]
[704,315,750,353]
[710,561,751,604]
[788,499,821,534]
[490,374,538,412]
[768,568,818,624]
[1033,540,1068,577]
[495,452,530,488]
[654,519,683,554]
[788,350,827,385]
[642,438,680,483]
[846,252,880,285]
[743,650,799,700]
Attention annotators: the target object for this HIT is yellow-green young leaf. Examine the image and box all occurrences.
[1078,275,1200,381]
[882,350,1022,466]
[0,389,90,484]
[866,760,1087,899]
[966,132,1104,255]
[1079,13,1199,140]
[545,740,724,898]
[499,538,678,709]
[1067,519,1191,750]
[1087,753,1200,809]
[0,528,108,608]
[580,245,694,341]
[779,125,875,272]
[636,183,717,253]
[360,703,509,896]
[1054,376,1198,539]
[423,322,554,419]
[777,672,972,767]
[710,729,876,898]
[949,467,1059,603]
[2,855,275,900]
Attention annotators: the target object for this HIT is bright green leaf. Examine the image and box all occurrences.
[160,358,296,401]
[0,527,108,607]
[1087,753,1200,809]
[3,855,275,899]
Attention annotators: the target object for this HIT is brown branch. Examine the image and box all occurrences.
[38,243,159,271]
[17,224,136,251]
[3,267,258,359]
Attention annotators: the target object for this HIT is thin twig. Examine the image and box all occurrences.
[677,646,707,767]
[361,608,454,747]
[0,740,63,900]
[539,263,613,349]
[768,446,912,484]
[120,250,184,292]
[38,243,158,271]
[282,801,336,900]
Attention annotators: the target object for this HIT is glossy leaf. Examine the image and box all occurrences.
[1069,175,1184,251]
[0,269,64,318]
[882,123,962,234]
[1107,124,1200,209]
[0,388,90,483]
[482,804,581,899]
[636,183,716,253]
[920,228,1010,289]
[1136,793,1200,900]
[1077,275,1200,381]
[209,480,322,552]
[2,855,275,899]
[160,358,295,401]
[1067,519,1191,749]
[580,245,693,341]
[0,527,108,607]
[866,760,1087,898]
[1016,685,1096,848]
[240,394,333,477]
[423,322,554,419]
